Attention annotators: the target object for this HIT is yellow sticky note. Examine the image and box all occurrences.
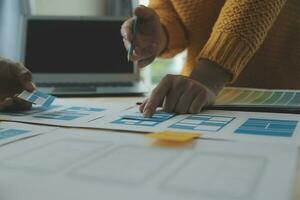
[146,131,201,142]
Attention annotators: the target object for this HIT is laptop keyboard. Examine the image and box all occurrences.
[37,82,134,87]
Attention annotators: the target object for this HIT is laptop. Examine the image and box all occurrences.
[21,16,147,96]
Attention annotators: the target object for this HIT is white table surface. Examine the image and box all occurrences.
[58,97,300,200]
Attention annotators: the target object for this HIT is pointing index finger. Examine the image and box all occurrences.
[143,75,173,118]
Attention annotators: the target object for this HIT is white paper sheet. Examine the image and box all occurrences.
[0,122,57,146]
[0,99,132,128]
[87,107,300,145]
[2,100,300,145]
[0,128,297,200]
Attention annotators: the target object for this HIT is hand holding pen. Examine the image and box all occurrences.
[121,5,168,68]
[127,16,140,61]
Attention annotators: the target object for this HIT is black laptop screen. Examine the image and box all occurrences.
[25,19,133,73]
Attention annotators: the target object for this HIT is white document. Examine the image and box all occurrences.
[0,99,132,128]
[87,107,300,145]
[2,101,300,145]
[0,122,57,146]
[0,128,297,200]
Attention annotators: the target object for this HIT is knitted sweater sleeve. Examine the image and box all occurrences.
[198,0,287,81]
[149,0,189,58]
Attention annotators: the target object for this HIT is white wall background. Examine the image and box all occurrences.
[0,0,22,60]
[29,0,106,16]
[139,0,149,5]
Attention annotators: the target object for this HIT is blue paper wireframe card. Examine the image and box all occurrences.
[18,90,56,108]
[122,111,175,122]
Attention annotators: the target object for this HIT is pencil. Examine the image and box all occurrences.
[127,17,140,61]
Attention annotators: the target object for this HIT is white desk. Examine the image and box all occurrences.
[62,96,300,200]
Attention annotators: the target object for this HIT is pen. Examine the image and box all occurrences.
[127,17,140,61]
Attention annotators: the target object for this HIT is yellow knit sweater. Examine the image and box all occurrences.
[149,0,300,89]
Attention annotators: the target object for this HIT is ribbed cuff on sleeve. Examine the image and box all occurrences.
[198,31,254,82]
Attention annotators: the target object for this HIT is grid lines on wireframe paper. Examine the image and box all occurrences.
[33,106,105,121]
[235,118,298,137]
[33,111,88,121]
[0,129,30,140]
[63,107,105,113]
[0,105,61,117]
[112,112,175,127]
[18,90,55,108]
[169,115,235,131]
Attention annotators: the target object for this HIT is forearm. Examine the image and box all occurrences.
[198,0,287,81]
[189,59,231,95]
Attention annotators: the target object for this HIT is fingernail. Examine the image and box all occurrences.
[123,38,128,44]
[24,82,35,92]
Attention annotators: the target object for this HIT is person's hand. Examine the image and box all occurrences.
[0,57,36,111]
[140,74,216,117]
[139,60,232,117]
[121,5,167,68]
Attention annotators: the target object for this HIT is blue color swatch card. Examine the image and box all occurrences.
[18,90,56,108]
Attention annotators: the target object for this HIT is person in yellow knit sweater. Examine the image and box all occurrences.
[121,0,299,117]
